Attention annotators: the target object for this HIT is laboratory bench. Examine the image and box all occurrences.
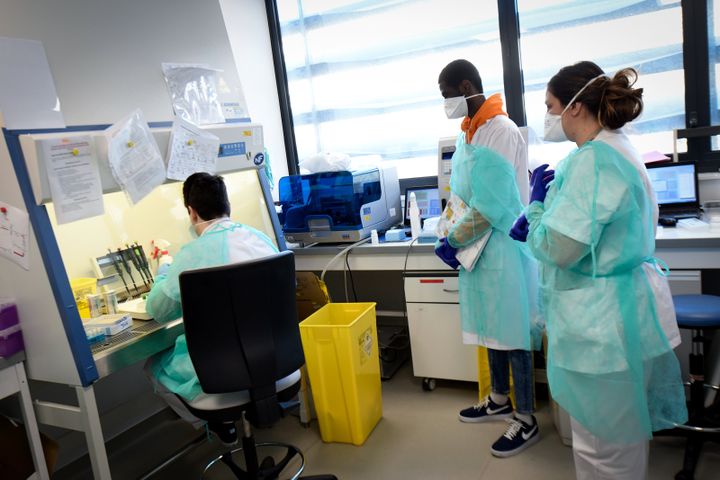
[88,318,183,378]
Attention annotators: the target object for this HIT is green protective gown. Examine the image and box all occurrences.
[448,134,541,350]
[147,221,278,400]
[525,140,687,443]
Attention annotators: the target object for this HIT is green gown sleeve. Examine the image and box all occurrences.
[447,208,491,248]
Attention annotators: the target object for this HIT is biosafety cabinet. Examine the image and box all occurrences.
[1,122,284,478]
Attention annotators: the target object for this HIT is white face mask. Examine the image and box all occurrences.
[543,73,606,142]
[188,218,219,238]
[444,93,483,119]
[543,112,566,142]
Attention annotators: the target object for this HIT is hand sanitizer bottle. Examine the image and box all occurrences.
[409,192,421,240]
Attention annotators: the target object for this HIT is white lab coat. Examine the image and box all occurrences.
[469,114,530,205]
[571,417,649,480]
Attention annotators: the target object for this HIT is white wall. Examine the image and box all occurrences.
[219,0,289,198]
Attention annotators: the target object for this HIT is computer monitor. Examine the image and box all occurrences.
[646,161,698,205]
[404,185,442,226]
[645,160,700,217]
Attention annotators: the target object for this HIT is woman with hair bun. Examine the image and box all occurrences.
[509,61,688,479]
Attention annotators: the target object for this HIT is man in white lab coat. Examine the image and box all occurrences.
[436,59,540,457]
[144,172,278,444]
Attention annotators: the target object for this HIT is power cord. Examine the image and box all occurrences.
[345,249,358,302]
[320,237,370,301]
[378,237,419,362]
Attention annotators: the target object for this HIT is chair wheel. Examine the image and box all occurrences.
[422,378,436,391]
[260,456,276,469]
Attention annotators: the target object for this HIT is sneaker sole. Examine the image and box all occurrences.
[490,432,540,458]
[458,412,514,423]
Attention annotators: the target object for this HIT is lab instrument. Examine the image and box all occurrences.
[437,136,456,206]
[117,248,139,295]
[108,249,132,297]
[278,165,401,244]
[126,244,149,289]
[408,192,421,240]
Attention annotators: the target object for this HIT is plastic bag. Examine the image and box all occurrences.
[105,109,166,204]
[299,152,350,174]
[161,63,225,125]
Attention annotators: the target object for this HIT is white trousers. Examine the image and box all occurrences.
[570,417,648,480]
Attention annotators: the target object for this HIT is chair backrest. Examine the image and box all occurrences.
[179,250,303,422]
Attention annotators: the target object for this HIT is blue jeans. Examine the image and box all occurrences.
[487,348,534,414]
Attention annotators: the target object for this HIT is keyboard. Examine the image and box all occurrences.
[661,210,701,220]
[677,218,709,229]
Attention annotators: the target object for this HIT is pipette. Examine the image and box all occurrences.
[125,244,149,290]
[118,247,139,295]
[133,242,154,284]
[108,249,131,297]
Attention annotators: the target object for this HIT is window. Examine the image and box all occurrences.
[275,0,504,179]
[517,0,686,166]
[710,0,720,149]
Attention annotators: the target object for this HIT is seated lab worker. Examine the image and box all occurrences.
[144,172,278,443]
[509,61,687,479]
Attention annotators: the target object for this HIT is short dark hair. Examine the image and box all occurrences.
[438,59,484,93]
[547,60,643,130]
[183,172,231,220]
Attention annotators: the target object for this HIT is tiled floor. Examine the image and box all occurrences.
[55,361,720,479]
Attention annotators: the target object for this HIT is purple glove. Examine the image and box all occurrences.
[529,164,555,204]
[509,215,529,242]
[435,238,460,270]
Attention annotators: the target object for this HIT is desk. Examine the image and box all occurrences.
[33,318,183,479]
[293,227,720,272]
[0,352,50,480]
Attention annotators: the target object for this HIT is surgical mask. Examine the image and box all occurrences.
[444,93,483,119]
[543,73,606,142]
[188,218,219,238]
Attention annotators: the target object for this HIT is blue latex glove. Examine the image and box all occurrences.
[509,214,529,242]
[156,262,172,277]
[435,238,460,269]
[529,164,555,204]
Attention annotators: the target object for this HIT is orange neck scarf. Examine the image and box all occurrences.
[461,93,507,143]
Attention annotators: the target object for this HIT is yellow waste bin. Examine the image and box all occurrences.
[299,302,382,446]
[477,346,516,404]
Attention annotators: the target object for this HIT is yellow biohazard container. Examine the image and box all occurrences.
[299,302,382,446]
[70,277,97,319]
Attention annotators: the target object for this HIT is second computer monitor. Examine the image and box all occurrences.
[404,186,442,226]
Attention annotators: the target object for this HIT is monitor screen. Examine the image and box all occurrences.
[405,186,442,222]
[646,162,697,206]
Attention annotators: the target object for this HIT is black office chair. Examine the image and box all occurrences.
[175,250,336,480]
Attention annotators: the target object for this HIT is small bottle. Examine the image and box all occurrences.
[409,192,421,240]
[370,229,379,245]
